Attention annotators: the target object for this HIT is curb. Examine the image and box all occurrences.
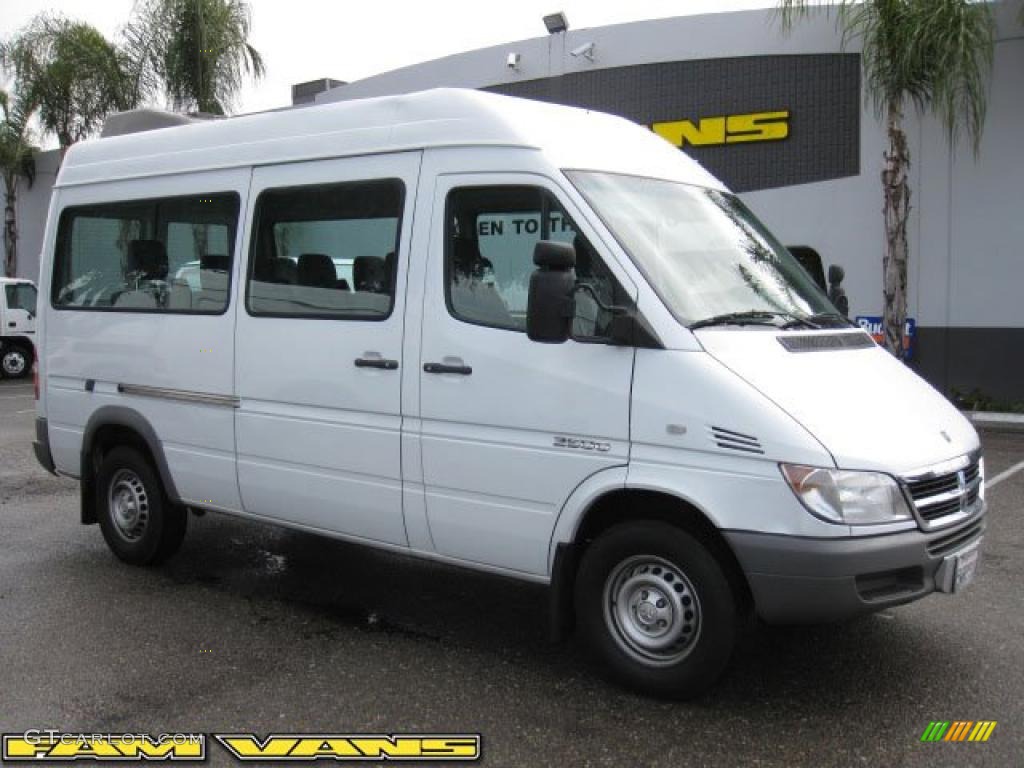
[963,411,1024,434]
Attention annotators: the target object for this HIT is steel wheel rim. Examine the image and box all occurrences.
[108,469,150,542]
[603,554,702,667]
[2,350,26,376]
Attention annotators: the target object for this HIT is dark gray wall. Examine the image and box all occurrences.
[913,328,1024,404]
[487,54,861,193]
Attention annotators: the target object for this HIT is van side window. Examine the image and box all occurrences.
[246,179,403,320]
[445,186,627,339]
[52,193,239,313]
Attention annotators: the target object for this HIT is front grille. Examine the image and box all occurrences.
[927,518,985,558]
[904,457,982,527]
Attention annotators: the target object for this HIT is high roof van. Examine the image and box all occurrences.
[32,89,985,697]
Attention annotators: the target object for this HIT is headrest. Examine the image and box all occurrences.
[297,253,336,288]
[353,256,387,293]
[127,240,168,280]
[453,238,485,279]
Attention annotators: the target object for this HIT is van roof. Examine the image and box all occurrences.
[58,88,725,191]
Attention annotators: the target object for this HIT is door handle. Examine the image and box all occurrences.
[423,362,473,375]
[354,357,399,370]
[7,322,14,327]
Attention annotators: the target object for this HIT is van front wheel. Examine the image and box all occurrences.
[575,521,738,699]
[96,446,186,565]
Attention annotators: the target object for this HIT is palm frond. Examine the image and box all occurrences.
[2,13,126,147]
[777,0,994,154]
[131,0,264,115]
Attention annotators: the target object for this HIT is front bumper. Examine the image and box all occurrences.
[724,506,987,623]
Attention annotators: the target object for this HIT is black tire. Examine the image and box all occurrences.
[575,521,739,699]
[1,343,31,379]
[96,446,186,565]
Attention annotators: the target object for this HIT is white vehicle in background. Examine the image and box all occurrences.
[0,277,37,379]
[31,89,986,698]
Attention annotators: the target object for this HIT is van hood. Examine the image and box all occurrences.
[696,329,980,475]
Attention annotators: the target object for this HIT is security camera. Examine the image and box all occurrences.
[570,42,595,61]
[506,52,521,70]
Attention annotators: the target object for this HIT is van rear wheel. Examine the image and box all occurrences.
[575,521,738,699]
[96,446,186,565]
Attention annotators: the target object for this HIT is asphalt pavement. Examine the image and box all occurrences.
[1,376,1022,767]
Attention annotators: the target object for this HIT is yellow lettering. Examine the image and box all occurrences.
[3,737,48,758]
[218,736,298,759]
[653,117,726,147]
[421,737,480,758]
[49,739,122,758]
[289,738,361,758]
[215,734,480,761]
[726,111,790,143]
[115,737,202,759]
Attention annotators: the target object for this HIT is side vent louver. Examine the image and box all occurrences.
[709,426,765,455]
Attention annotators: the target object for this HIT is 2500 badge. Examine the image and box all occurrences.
[553,436,611,453]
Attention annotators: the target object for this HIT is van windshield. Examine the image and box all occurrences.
[565,171,841,329]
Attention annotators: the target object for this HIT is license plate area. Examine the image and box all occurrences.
[937,539,982,594]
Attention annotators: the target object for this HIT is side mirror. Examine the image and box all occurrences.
[527,241,576,344]
[827,263,850,317]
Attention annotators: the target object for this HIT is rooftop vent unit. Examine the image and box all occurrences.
[100,109,224,138]
[291,78,347,106]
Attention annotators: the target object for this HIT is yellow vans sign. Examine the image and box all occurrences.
[652,110,790,147]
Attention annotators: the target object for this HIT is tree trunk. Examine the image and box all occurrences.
[882,98,911,358]
[3,174,16,278]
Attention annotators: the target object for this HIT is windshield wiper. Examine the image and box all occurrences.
[780,312,861,330]
[812,311,858,328]
[689,310,806,330]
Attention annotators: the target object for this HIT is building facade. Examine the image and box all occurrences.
[315,3,1024,401]
[4,4,1022,399]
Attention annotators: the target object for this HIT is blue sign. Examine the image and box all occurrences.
[856,316,916,359]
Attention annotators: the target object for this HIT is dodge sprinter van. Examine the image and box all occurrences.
[32,89,985,697]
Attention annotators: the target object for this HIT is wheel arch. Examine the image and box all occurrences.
[548,484,753,640]
[80,406,181,524]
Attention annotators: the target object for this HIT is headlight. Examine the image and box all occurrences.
[780,464,913,525]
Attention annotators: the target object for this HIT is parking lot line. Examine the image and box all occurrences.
[988,459,1024,489]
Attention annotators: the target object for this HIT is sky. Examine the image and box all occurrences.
[2,0,775,128]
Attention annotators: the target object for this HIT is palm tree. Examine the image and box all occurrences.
[1,15,129,152]
[124,0,265,115]
[777,1,995,358]
[0,90,37,278]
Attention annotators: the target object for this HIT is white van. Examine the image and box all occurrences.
[0,277,37,378]
[32,89,985,697]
